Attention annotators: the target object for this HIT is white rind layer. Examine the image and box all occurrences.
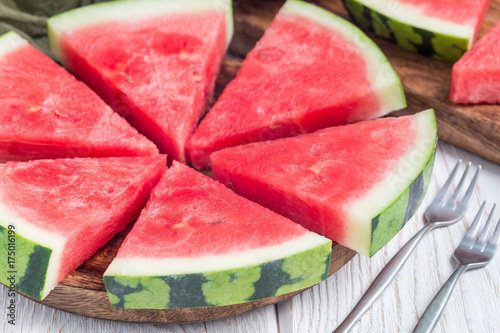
[281,0,406,119]
[104,232,330,276]
[0,201,66,299]
[0,31,28,58]
[47,0,234,62]
[346,109,436,256]
[355,0,475,47]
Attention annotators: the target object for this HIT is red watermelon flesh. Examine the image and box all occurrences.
[397,0,489,33]
[0,155,166,300]
[211,110,437,256]
[104,162,331,309]
[116,162,312,259]
[187,0,405,169]
[0,32,158,162]
[48,0,232,163]
[450,22,500,104]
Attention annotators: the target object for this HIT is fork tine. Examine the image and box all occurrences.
[460,202,486,249]
[434,160,462,205]
[485,217,500,256]
[447,162,471,204]
[476,204,496,250]
[455,165,482,214]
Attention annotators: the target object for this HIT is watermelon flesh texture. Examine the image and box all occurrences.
[104,162,331,309]
[187,0,405,170]
[0,156,166,300]
[48,0,232,164]
[211,110,437,257]
[343,0,490,62]
[450,22,500,104]
[0,31,158,162]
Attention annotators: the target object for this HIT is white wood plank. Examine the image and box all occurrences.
[0,285,278,333]
[289,141,500,333]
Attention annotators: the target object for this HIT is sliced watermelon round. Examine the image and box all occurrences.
[47,0,233,163]
[187,0,405,170]
[104,162,331,309]
[0,155,166,300]
[211,110,436,257]
[343,0,490,62]
[0,31,158,162]
[450,22,500,104]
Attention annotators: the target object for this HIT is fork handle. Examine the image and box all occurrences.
[333,223,434,333]
[413,265,468,333]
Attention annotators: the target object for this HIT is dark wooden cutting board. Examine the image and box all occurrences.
[29,0,500,324]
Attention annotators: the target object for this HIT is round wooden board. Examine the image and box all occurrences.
[12,4,365,323]
[26,224,356,323]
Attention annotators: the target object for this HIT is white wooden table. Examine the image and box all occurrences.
[2,141,499,333]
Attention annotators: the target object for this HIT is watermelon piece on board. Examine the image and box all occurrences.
[343,0,490,63]
[0,31,158,162]
[211,110,437,257]
[0,155,166,300]
[450,22,500,104]
[187,0,405,170]
[104,162,331,309]
[47,0,233,164]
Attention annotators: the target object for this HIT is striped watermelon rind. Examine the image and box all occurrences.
[369,151,434,255]
[346,110,436,256]
[0,201,64,300]
[0,224,52,300]
[343,0,471,63]
[104,235,332,309]
[342,110,436,256]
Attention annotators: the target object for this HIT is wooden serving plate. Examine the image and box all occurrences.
[18,0,500,324]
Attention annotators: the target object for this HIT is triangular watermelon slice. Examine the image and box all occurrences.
[450,22,500,104]
[0,31,158,162]
[343,0,490,62]
[0,155,166,300]
[211,110,437,257]
[187,0,405,170]
[104,162,331,309]
[47,0,233,163]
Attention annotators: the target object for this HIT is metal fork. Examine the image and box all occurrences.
[414,202,499,333]
[333,161,481,333]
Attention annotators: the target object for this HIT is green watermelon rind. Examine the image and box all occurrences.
[0,31,29,58]
[369,150,435,256]
[0,224,52,300]
[47,0,234,64]
[103,240,332,309]
[344,109,437,257]
[282,0,406,118]
[342,0,470,63]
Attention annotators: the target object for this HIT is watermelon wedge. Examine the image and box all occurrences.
[47,0,233,163]
[0,155,166,300]
[0,31,158,162]
[211,110,437,257]
[187,0,405,170]
[343,0,490,62]
[450,22,500,104]
[104,162,331,309]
